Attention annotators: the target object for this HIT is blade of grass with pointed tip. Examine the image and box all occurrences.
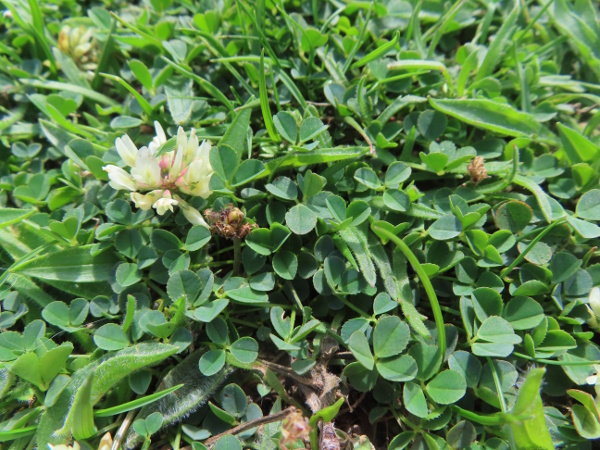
[259,50,280,142]
[160,57,234,113]
[95,384,183,417]
[100,73,155,117]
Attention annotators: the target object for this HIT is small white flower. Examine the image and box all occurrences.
[148,121,167,154]
[176,196,209,228]
[103,165,137,191]
[130,190,164,210]
[131,152,161,188]
[153,191,178,215]
[115,134,138,167]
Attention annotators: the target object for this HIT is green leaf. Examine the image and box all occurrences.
[429,215,462,240]
[10,352,43,389]
[165,78,193,125]
[94,323,130,351]
[385,162,412,186]
[577,189,600,220]
[376,354,418,382]
[403,381,428,418]
[420,152,449,173]
[273,111,298,143]
[571,404,600,440]
[13,245,118,282]
[348,331,374,370]
[285,204,317,235]
[213,435,242,450]
[338,227,377,287]
[226,286,268,305]
[354,167,381,189]
[100,73,155,116]
[550,251,582,283]
[259,49,280,143]
[230,337,258,364]
[494,201,533,233]
[38,343,178,447]
[206,317,229,346]
[471,288,503,322]
[373,316,410,358]
[199,350,226,376]
[473,316,521,357]
[210,145,239,183]
[185,226,211,252]
[115,262,142,287]
[477,316,521,344]
[556,123,600,164]
[566,215,600,239]
[446,421,477,449]
[383,189,410,212]
[299,117,328,142]
[71,373,97,440]
[448,351,482,388]
[502,296,544,330]
[425,370,467,405]
[125,350,231,448]
[429,98,557,144]
[231,159,265,187]
[0,207,35,228]
[218,107,251,159]
[128,59,153,92]
[265,176,298,200]
[418,110,447,140]
[272,250,298,280]
[508,368,554,449]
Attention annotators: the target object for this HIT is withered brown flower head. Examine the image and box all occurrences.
[279,410,310,449]
[467,156,489,185]
[204,204,257,239]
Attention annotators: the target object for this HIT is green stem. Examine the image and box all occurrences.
[372,225,446,360]
[233,238,242,275]
[487,356,507,413]
[513,352,600,366]
[500,219,566,278]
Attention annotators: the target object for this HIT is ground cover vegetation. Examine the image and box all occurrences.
[1,0,600,448]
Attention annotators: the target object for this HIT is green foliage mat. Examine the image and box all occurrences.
[1,0,600,449]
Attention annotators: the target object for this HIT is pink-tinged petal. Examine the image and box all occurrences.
[152,195,178,215]
[103,165,137,191]
[115,134,138,167]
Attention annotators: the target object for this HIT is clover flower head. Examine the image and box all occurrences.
[58,25,98,75]
[103,122,213,226]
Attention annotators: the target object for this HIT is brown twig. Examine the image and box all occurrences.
[202,406,297,447]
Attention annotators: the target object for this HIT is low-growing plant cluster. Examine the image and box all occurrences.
[1,0,600,449]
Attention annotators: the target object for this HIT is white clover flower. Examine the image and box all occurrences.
[153,190,178,215]
[103,122,213,226]
[176,195,209,228]
[103,165,137,191]
[130,190,164,210]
